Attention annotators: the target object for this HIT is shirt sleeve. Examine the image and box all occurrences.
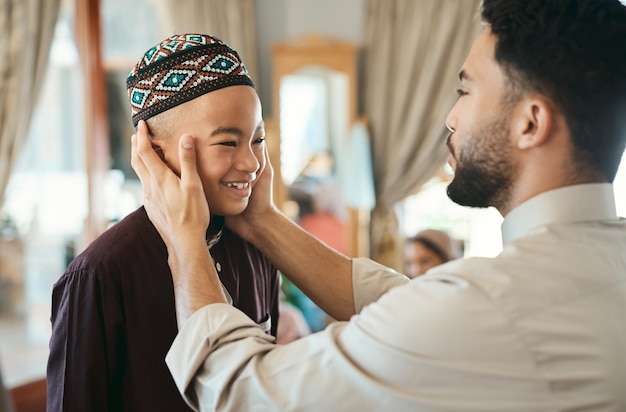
[166,263,553,412]
[351,257,409,313]
[46,268,125,412]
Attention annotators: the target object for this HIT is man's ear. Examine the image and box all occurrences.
[513,97,553,150]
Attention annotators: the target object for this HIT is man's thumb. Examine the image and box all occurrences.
[179,135,197,177]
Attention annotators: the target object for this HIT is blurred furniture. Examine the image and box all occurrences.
[9,378,46,412]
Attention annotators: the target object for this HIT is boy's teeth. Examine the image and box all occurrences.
[227,182,248,189]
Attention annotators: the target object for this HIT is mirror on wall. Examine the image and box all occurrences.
[270,34,363,257]
[279,66,348,209]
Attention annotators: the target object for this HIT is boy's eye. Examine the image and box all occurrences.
[254,137,266,144]
[220,141,236,147]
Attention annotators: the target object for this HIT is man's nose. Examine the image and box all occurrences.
[445,116,456,133]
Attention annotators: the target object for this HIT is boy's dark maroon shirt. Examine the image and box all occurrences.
[46,207,279,411]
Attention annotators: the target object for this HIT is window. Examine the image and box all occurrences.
[0,6,85,387]
[0,0,162,388]
[396,165,503,259]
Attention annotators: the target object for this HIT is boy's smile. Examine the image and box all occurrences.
[154,85,266,216]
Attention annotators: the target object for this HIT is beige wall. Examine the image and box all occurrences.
[255,0,365,116]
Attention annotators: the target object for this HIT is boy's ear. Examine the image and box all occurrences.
[142,121,167,163]
[148,139,171,167]
[152,143,166,162]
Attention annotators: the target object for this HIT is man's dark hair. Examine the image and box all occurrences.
[481,0,626,181]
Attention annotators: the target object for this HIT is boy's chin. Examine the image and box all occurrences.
[209,202,248,217]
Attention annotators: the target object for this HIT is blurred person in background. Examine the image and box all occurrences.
[404,229,462,278]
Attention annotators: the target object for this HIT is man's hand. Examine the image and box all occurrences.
[131,121,226,325]
[130,120,210,254]
[226,145,279,241]
[224,143,356,320]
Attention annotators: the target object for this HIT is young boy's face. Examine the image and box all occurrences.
[153,85,266,216]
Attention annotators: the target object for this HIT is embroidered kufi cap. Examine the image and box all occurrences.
[126,33,254,127]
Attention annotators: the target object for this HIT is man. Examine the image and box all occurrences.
[133,0,626,410]
[47,34,280,411]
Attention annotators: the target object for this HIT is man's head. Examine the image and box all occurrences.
[127,34,265,216]
[445,0,626,213]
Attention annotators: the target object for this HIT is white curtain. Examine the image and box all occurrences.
[158,0,259,84]
[0,0,61,206]
[364,0,482,268]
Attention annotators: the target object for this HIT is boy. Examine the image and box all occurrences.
[46,34,280,411]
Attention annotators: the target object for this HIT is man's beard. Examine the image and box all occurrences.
[446,114,516,209]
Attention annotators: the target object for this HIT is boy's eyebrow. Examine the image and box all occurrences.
[210,126,244,137]
[209,122,265,137]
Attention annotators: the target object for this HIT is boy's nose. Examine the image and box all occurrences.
[235,147,260,172]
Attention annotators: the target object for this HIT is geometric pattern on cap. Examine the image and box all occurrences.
[126,33,255,126]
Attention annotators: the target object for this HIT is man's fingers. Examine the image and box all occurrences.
[130,133,147,185]
[263,145,274,181]
[178,135,203,193]
[134,121,170,184]
[178,134,196,172]
[257,145,274,198]
[130,122,151,191]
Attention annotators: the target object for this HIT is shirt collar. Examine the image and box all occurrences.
[206,215,225,249]
[501,183,617,245]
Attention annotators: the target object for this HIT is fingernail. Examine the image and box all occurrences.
[181,136,193,149]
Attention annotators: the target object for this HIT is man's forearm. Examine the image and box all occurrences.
[244,209,355,321]
[168,238,228,326]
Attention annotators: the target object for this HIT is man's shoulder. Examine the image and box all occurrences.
[427,225,625,320]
